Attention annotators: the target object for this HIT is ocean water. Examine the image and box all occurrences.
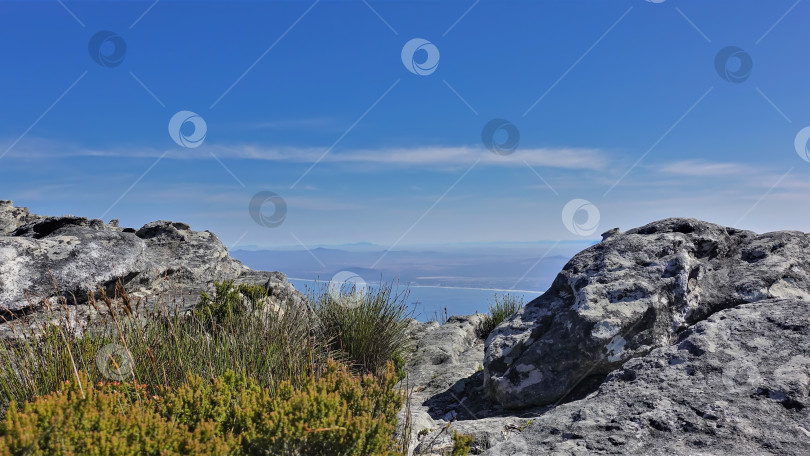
[288,278,542,322]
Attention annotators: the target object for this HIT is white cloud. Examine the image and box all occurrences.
[3,137,609,171]
[653,159,810,193]
[657,160,759,177]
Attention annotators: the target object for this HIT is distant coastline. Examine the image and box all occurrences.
[287,277,544,295]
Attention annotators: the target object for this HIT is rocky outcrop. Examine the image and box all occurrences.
[0,201,304,322]
[403,302,810,456]
[484,218,810,409]
[485,298,810,455]
[401,218,809,455]
[399,315,541,455]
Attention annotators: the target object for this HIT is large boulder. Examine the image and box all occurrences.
[0,200,304,319]
[484,218,810,409]
[485,298,810,455]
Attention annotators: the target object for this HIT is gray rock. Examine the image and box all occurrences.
[600,227,621,241]
[403,218,810,455]
[0,201,304,324]
[0,200,45,236]
[484,218,810,409]
[399,315,542,455]
[485,299,810,455]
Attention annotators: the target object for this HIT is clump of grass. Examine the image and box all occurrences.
[475,294,523,339]
[314,281,413,379]
[0,279,325,414]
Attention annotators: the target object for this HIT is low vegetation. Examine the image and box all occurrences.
[0,279,412,455]
[451,430,475,455]
[0,361,402,455]
[475,294,524,339]
[314,281,412,379]
[0,280,322,409]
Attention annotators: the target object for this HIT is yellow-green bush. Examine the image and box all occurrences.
[451,430,474,456]
[0,360,403,456]
[158,359,403,455]
[0,374,234,455]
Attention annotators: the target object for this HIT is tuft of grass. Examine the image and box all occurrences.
[314,281,413,379]
[475,294,523,339]
[0,279,323,415]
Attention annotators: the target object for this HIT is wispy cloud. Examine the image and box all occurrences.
[4,137,609,171]
[657,160,760,177]
[653,159,810,192]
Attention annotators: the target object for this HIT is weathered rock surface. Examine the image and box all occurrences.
[0,201,304,322]
[398,315,542,455]
[485,299,810,455]
[485,218,810,409]
[403,219,809,454]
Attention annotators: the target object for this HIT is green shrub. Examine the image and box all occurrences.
[475,294,523,339]
[314,282,412,378]
[195,280,249,326]
[451,430,474,456]
[194,281,269,329]
[0,373,235,455]
[391,352,407,381]
[160,359,403,455]
[0,360,404,456]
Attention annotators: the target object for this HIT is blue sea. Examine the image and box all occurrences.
[288,278,542,322]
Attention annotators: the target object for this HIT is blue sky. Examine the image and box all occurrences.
[1,0,809,249]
